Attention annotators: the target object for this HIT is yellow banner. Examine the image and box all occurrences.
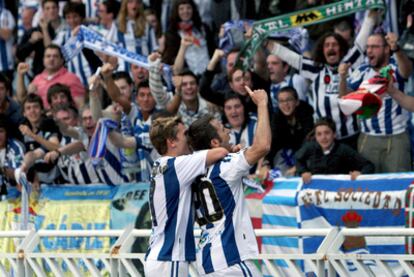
[36,200,111,275]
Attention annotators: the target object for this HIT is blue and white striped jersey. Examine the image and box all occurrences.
[57,135,76,183]
[131,107,154,182]
[96,140,130,185]
[17,1,38,43]
[269,74,309,112]
[145,150,208,262]
[67,152,100,185]
[194,151,258,274]
[92,22,130,73]
[0,139,25,188]
[53,29,93,86]
[347,59,408,136]
[228,114,257,148]
[81,0,98,20]
[58,134,100,185]
[298,46,363,139]
[0,8,15,71]
[79,129,129,185]
[116,21,157,72]
[1,139,25,169]
[179,28,209,75]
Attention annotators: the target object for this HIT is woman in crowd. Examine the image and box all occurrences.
[117,0,157,57]
[162,0,215,75]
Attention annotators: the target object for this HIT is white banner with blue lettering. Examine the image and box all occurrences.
[262,173,414,276]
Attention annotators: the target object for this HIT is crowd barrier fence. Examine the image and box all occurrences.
[1,227,414,276]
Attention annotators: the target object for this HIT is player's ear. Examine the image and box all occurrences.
[166,137,176,148]
[210,138,220,148]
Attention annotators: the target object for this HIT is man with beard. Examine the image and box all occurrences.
[338,32,413,173]
[187,85,270,276]
[267,11,379,149]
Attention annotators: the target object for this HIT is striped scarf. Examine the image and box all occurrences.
[88,118,119,167]
[62,25,174,91]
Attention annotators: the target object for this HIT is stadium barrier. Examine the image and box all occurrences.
[2,174,414,276]
[1,227,414,276]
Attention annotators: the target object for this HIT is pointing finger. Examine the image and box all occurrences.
[245,85,253,96]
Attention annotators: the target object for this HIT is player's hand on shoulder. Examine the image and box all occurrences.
[206,147,229,166]
[231,144,243,153]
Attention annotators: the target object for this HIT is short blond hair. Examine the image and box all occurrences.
[150,116,183,155]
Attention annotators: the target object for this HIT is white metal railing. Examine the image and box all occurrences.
[1,227,414,276]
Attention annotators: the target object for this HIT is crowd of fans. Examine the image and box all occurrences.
[0,0,414,194]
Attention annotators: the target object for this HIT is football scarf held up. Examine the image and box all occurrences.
[237,0,386,70]
[62,26,173,91]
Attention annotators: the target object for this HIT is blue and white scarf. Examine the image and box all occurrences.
[88,118,119,167]
[219,20,254,53]
[62,25,173,91]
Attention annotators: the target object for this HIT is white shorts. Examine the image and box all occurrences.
[145,260,189,277]
[203,260,262,277]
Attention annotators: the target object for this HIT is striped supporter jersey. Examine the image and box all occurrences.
[78,129,129,185]
[269,74,308,112]
[194,151,258,274]
[298,45,364,139]
[53,29,95,86]
[347,58,408,136]
[0,8,15,71]
[66,151,99,185]
[145,150,208,261]
[95,140,130,185]
[59,135,100,185]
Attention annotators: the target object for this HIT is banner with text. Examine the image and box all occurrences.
[298,174,414,275]
[237,0,386,69]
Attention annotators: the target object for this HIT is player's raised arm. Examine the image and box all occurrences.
[244,86,271,165]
